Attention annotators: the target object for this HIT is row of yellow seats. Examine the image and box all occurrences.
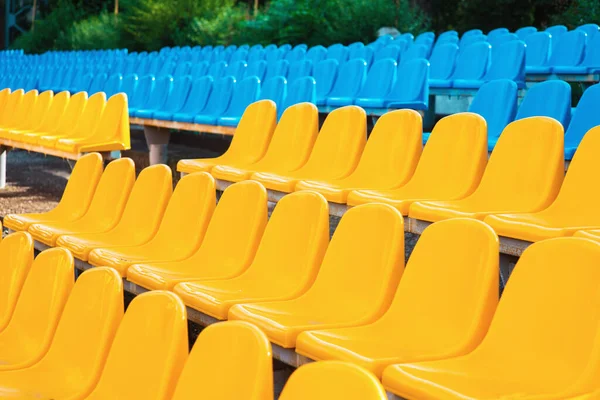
[0,87,130,153]
[177,100,600,246]
[5,153,600,398]
[0,235,388,399]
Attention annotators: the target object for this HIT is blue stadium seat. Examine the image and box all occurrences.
[516,80,571,128]
[264,59,289,81]
[147,56,165,75]
[546,24,568,39]
[401,44,429,64]
[429,43,458,85]
[207,61,227,79]
[217,76,261,126]
[194,76,236,125]
[133,75,174,119]
[384,58,429,110]
[306,45,327,65]
[248,47,265,63]
[230,49,249,63]
[354,58,397,108]
[266,48,285,64]
[157,60,176,77]
[172,76,214,123]
[401,33,414,42]
[577,23,600,41]
[516,26,537,40]
[153,76,193,121]
[70,73,94,93]
[280,44,293,53]
[449,42,491,88]
[564,83,600,159]
[224,60,247,80]
[391,38,409,52]
[173,62,191,77]
[190,61,209,79]
[294,44,308,51]
[375,45,401,63]
[525,32,552,74]
[459,34,487,50]
[582,34,600,73]
[88,73,108,95]
[488,33,519,47]
[437,34,459,46]
[550,30,587,74]
[314,59,339,106]
[244,60,267,81]
[326,43,349,64]
[325,58,368,107]
[53,66,77,92]
[121,73,139,100]
[487,27,510,39]
[473,79,519,150]
[258,76,287,112]
[462,29,483,38]
[349,46,374,67]
[416,32,435,42]
[129,75,156,115]
[286,60,313,84]
[103,73,123,98]
[284,47,306,63]
[200,45,213,61]
[376,34,395,46]
[279,76,316,118]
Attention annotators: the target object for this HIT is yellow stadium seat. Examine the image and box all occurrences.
[296,218,498,378]
[87,172,216,277]
[0,248,72,370]
[382,237,600,399]
[0,232,33,332]
[36,91,88,147]
[347,112,487,214]
[171,321,273,400]
[0,88,11,125]
[177,100,277,174]
[56,164,172,261]
[84,291,188,400]
[126,180,267,290]
[410,117,564,222]
[38,92,105,149]
[211,102,319,183]
[54,93,130,153]
[0,89,23,127]
[171,190,329,320]
[485,125,600,242]
[3,152,103,232]
[0,89,38,132]
[0,267,123,399]
[229,203,405,348]
[0,90,53,140]
[251,106,367,193]
[12,91,70,144]
[28,158,136,247]
[279,361,388,400]
[295,109,422,204]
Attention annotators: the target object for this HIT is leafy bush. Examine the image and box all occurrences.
[175,4,248,46]
[550,0,600,28]
[54,12,122,50]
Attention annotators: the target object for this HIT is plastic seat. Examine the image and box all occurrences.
[550,30,587,74]
[230,49,248,64]
[577,23,600,40]
[581,34,600,73]
[546,24,568,39]
[83,291,187,400]
[153,75,193,120]
[428,43,458,86]
[516,26,537,40]
[207,61,227,79]
[128,75,155,114]
[134,75,174,119]
[279,77,316,116]
[8,91,70,144]
[88,172,216,277]
[297,219,498,378]
[515,80,571,128]
[306,45,327,65]
[476,40,526,88]
[28,158,136,247]
[3,153,103,231]
[35,91,91,147]
[217,76,261,127]
[451,42,492,88]
[178,100,277,173]
[564,83,600,159]
[172,61,191,77]
[459,34,487,50]
[487,27,510,38]
[126,181,267,290]
[354,59,397,108]
[284,47,306,63]
[401,44,428,65]
[171,321,273,400]
[286,60,312,84]
[314,59,339,106]
[0,268,123,399]
[326,44,349,64]
[326,59,368,107]
[258,76,286,111]
[0,89,23,127]
[170,191,328,318]
[103,73,123,98]
[488,32,519,48]
[347,113,487,214]
[87,73,108,95]
[382,237,600,399]
[349,46,374,67]
[525,32,552,74]
[485,125,600,242]
[248,48,265,63]
[263,59,289,82]
[120,73,139,100]
[224,60,247,80]
[243,60,267,81]
[410,117,564,223]
[171,76,213,123]
[229,203,404,348]
[190,61,209,79]
[193,76,236,125]
[296,110,422,204]
[374,45,401,63]
[0,89,37,132]
[384,59,429,109]
[0,90,52,140]
[280,361,388,400]
[251,106,366,193]
[0,248,73,370]
[210,103,318,183]
[56,164,172,261]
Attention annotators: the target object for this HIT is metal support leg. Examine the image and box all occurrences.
[143,125,170,165]
[499,253,518,295]
[0,148,6,189]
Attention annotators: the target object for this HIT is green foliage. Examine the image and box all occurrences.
[55,12,122,50]
[550,0,600,28]
[180,5,249,46]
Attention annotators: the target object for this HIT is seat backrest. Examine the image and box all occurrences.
[82,93,129,147]
[0,232,34,329]
[516,26,537,40]
[469,79,517,143]
[327,58,367,98]
[549,30,587,67]
[103,73,123,98]
[459,34,487,50]
[280,361,388,400]
[386,59,429,105]
[375,45,401,63]
[356,58,397,99]
[225,60,247,80]
[258,76,286,109]
[113,164,173,242]
[223,76,260,118]
[429,43,458,80]
[24,90,53,130]
[484,40,526,83]
[349,46,374,66]
[326,44,349,64]
[347,109,422,188]
[200,76,235,117]
[172,321,272,400]
[306,45,327,65]
[516,80,571,127]
[121,74,139,100]
[179,76,213,115]
[487,27,510,38]
[546,24,568,38]
[452,41,491,80]
[37,268,124,396]
[525,32,551,67]
[230,49,248,64]
[583,34,600,68]
[401,44,428,64]
[130,75,155,109]
[54,91,88,134]
[163,75,192,113]
[85,292,188,400]
[172,61,191,77]
[471,117,564,210]
[207,61,227,79]
[280,77,316,114]
[264,59,289,81]
[11,89,38,128]
[0,248,73,366]
[302,203,404,319]
[577,23,600,40]
[36,91,69,132]
[0,89,22,125]
[488,32,519,48]
[191,181,267,276]
[190,61,209,79]
[70,92,106,137]
[314,59,339,98]
[244,60,267,81]
[286,60,312,84]
[565,83,600,152]
[248,48,265,63]
[88,73,108,95]
[296,106,366,179]
[142,75,173,110]
[284,47,306,63]
[405,113,487,198]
